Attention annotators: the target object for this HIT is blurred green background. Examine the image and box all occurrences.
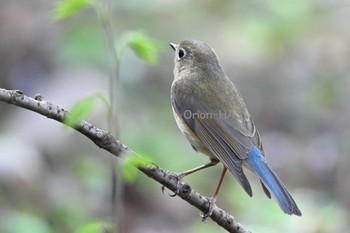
[1,0,350,232]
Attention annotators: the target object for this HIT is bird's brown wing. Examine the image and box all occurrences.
[196,117,271,198]
[172,92,259,196]
[194,117,252,196]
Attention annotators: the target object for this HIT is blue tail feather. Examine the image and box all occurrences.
[247,146,301,216]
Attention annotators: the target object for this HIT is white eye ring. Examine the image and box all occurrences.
[177,48,186,60]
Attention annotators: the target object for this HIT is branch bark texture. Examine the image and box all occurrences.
[0,88,251,233]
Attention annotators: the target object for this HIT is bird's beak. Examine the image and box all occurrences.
[169,43,178,51]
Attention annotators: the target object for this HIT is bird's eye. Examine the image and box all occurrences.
[178,48,186,59]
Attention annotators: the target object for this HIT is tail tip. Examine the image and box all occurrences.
[286,206,302,216]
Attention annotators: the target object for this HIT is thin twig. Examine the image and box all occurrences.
[95,1,122,231]
[0,88,251,233]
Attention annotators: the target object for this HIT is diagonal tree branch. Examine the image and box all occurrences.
[0,87,251,233]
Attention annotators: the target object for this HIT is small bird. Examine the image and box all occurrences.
[170,40,301,218]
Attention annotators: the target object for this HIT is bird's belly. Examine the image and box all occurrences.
[173,109,216,160]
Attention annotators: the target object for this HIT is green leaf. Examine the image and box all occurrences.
[117,31,161,64]
[54,0,93,20]
[65,96,96,127]
[122,154,154,183]
[75,221,109,233]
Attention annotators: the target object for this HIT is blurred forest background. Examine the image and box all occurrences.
[1,0,350,232]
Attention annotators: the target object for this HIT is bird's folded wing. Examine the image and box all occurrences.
[194,117,253,196]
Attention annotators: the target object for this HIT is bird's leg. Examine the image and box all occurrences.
[201,166,227,221]
[169,159,219,197]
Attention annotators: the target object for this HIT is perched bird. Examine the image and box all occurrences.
[170,40,301,218]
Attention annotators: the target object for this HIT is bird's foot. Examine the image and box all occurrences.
[200,196,217,222]
[169,173,186,197]
[161,172,185,197]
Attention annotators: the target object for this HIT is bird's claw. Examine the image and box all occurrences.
[200,196,216,222]
[169,191,178,197]
[160,173,184,197]
[169,173,184,197]
[160,185,178,196]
